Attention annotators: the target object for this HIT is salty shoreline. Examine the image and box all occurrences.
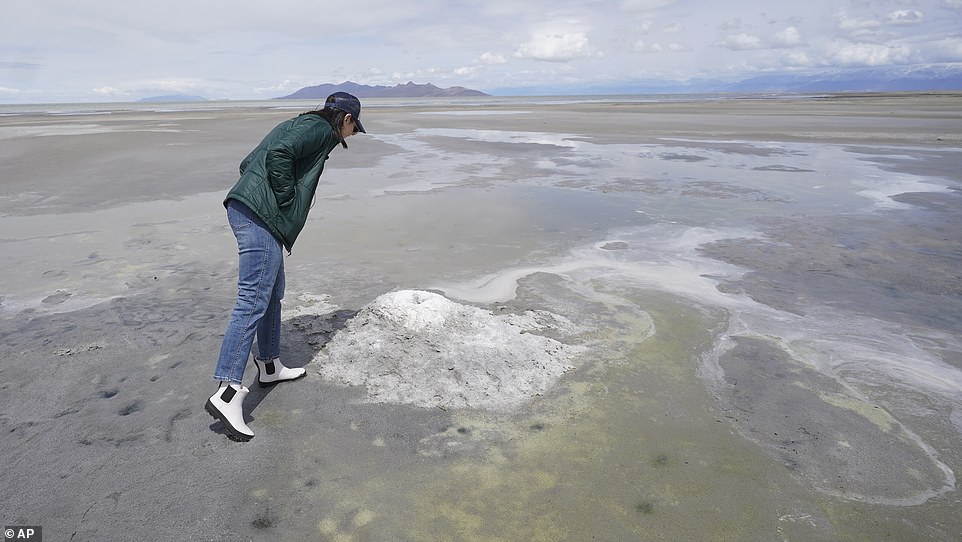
[1,93,961,541]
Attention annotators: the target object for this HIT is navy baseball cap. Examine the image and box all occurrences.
[323,92,366,133]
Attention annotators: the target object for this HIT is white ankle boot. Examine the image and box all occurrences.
[255,357,306,387]
[205,382,254,441]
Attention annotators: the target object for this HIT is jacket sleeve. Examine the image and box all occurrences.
[239,149,256,175]
[265,119,330,208]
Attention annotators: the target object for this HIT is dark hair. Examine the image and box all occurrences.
[300,107,349,148]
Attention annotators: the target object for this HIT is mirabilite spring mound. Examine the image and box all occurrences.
[316,290,586,412]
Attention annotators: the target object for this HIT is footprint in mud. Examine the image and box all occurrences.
[81,252,107,265]
[600,241,629,251]
[54,406,82,418]
[123,237,153,250]
[42,289,72,305]
[165,408,191,442]
[251,508,279,529]
[54,343,104,357]
[118,401,144,416]
[177,332,206,346]
[635,500,656,515]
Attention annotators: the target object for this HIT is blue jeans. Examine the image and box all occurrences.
[214,200,285,384]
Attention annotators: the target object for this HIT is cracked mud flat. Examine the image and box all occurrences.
[1,95,961,541]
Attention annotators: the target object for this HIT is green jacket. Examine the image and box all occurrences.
[224,114,340,252]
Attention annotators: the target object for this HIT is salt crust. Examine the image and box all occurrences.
[317,290,585,412]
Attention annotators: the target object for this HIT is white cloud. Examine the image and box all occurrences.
[886,10,924,25]
[634,40,688,53]
[515,32,593,62]
[134,78,203,94]
[719,18,746,32]
[719,33,763,51]
[837,12,881,32]
[781,50,814,67]
[634,40,662,53]
[774,26,802,47]
[92,86,126,97]
[253,80,296,94]
[830,41,914,66]
[87,77,218,99]
[717,25,804,52]
[479,52,507,65]
[1,0,959,102]
[619,0,677,12]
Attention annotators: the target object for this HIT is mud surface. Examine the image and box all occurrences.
[1,94,961,541]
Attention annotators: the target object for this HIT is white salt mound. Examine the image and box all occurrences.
[316,290,585,412]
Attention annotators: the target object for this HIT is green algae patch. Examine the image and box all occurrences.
[816,390,895,432]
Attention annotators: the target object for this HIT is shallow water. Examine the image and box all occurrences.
[244,109,962,538]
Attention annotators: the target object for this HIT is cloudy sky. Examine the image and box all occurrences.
[2,0,961,102]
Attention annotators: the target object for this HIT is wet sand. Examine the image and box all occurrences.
[1,93,961,541]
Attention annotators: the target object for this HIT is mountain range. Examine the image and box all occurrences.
[278,81,489,99]
[716,65,962,93]
[140,65,962,103]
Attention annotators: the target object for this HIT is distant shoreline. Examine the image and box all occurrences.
[2,90,960,116]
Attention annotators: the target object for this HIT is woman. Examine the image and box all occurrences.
[206,92,365,442]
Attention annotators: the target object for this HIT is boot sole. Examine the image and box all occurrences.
[257,369,307,389]
[205,399,254,442]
